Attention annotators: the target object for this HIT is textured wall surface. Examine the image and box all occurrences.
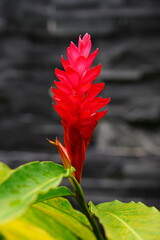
[0,0,160,208]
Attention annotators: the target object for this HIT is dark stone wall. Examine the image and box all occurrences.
[0,0,160,207]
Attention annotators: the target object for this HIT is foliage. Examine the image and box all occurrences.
[0,161,160,240]
[89,200,160,240]
[0,198,95,240]
[0,162,11,184]
[0,161,73,224]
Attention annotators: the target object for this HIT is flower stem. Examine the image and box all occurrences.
[70,177,104,240]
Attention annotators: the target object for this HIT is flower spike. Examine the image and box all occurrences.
[51,33,110,182]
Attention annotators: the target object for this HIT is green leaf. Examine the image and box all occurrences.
[0,161,74,224]
[0,197,96,240]
[35,186,73,203]
[44,197,92,228]
[0,212,55,240]
[0,162,11,184]
[89,200,160,240]
[34,197,96,240]
[0,205,77,240]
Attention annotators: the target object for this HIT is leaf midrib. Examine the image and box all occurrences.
[21,175,63,203]
[102,210,143,240]
[0,176,64,225]
[0,175,63,219]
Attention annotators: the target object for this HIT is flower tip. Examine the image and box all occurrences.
[78,33,91,48]
[83,32,90,39]
[55,67,58,74]
[82,33,91,43]
[46,138,57,146]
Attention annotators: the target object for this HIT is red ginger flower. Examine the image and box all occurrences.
[51,33,110,182]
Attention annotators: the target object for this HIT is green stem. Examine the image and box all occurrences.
[70,177,104,240]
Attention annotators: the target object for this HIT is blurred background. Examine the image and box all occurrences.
[0,0,160,208]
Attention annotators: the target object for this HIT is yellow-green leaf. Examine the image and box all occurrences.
[0,162,11,184]
[0,197,96,240]
[0,161,74,224]
[0,206,77,240]
[0,217,55,240]
[89,200,160,240]
[34,197,96,240]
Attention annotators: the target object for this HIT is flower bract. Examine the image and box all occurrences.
[51,33,110,182]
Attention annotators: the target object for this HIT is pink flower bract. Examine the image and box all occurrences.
[51,33,110,182]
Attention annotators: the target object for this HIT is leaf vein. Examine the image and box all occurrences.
[105,211,143,240]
